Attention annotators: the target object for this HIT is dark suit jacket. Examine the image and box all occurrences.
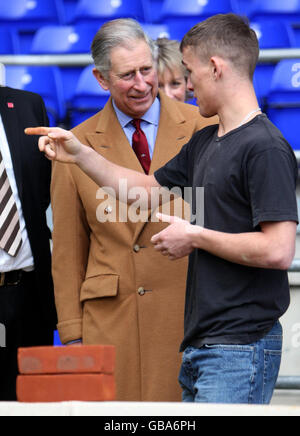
[0,86,57,330]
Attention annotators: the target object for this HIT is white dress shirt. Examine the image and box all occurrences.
[0,114,34,272]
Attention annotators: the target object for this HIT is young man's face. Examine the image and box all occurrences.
[182,46,218,118]
[94,40,159,119]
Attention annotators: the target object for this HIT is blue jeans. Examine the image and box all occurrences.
[179,321,282,404]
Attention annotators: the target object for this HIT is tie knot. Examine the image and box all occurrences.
[132,119,142,130]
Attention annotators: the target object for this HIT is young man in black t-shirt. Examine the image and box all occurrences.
[26,14,298,404]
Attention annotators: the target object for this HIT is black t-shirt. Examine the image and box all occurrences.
[154,114,299,352]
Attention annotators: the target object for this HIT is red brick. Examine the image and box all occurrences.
[17,374,116,403]
[18,345,115,375]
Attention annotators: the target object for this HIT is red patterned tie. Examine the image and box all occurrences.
[132,119,151,175]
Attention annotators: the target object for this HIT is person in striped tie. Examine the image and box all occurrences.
[0,86,57,401]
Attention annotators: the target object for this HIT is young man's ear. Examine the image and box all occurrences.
[93,68,110,91]
[210,57,223,81]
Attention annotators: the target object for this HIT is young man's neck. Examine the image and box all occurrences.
[217,82,261,137]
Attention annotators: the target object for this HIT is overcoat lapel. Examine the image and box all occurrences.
[86,99,143,173]
[0,88,23,199]
[150,91,190,173]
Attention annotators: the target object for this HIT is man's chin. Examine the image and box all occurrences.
[128,99,153,117]
[129,95,153,108]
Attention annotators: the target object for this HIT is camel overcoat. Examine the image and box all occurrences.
[51,91,218,401]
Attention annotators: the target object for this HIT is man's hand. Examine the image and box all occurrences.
[151,213,201,261]
[25,127,83,164]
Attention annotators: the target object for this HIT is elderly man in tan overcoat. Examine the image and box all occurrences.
[51,19,217,401]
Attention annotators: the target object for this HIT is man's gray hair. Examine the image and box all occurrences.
[91,19,158,79]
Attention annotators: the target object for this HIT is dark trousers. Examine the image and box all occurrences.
[0,271,54,401]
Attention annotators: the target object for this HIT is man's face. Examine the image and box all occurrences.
[182,46,217,118]
[94,40,158,119]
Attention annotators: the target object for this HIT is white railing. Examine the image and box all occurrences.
[0,48,300,67]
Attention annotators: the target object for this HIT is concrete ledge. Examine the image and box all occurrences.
[272,390,300,406]
[0,402,300,417]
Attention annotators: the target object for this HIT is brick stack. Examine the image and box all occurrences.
[17,345,116,403]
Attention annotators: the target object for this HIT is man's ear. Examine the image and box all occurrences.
[92,68,110,91]
[210,56,223,81]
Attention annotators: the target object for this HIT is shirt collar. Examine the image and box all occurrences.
[112,97,160,129]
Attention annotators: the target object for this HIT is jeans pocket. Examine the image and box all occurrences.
[204,344,254,352]
[263,349,282,404]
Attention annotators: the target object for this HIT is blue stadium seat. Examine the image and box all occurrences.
[70,65,111,127]
[0,0,65,53]
[141,23,170,40]
[231,0,256,17]
[0,0,64,27]
[73,0,146,26]
[291,24,300,47]
[254,65,277,110]
[30,24,99,111]
[161,0,233,40]
[143,0,165,23]
[31,24,98,54]
[5,66,66,126]
[247,0,300,25]
[62,0,79,24]
[53,330,63,346]
[251,21,294,49]
[267,59,300,150]
[0,29,20,54]
[251,21,294,109]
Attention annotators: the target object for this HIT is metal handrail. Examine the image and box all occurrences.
[0,54,93,67]
[0,48,300,67]
[259,48,300,63]
[289,259,300,272]
[276,376,300,390]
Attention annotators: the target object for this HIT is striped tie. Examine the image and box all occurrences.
[0,149,22,257]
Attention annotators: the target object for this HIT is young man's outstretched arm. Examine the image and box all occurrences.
[25,127,161,206]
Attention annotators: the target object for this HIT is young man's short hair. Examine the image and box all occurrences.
[180,13,259,80]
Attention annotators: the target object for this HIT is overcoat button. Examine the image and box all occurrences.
[138,287,145,296]
[104,206,113,214]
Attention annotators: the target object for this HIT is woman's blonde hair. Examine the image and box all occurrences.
[156,38,187,79]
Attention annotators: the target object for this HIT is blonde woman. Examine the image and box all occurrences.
[156,37,192,102]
